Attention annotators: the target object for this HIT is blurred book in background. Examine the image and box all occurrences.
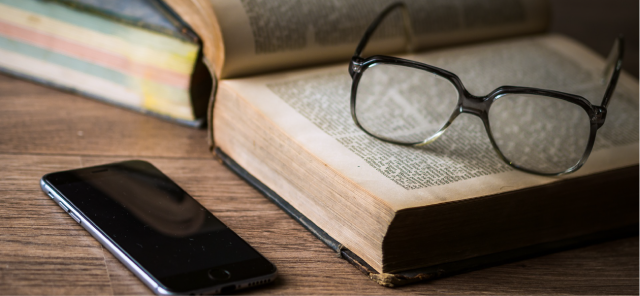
[0,0,212,127]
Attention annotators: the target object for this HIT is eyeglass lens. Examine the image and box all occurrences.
[355,63,459,144]
[489,94,591,174]
[355,64,593,174]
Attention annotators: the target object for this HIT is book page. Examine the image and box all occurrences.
[219,34,639,211]
[208,0,550,78]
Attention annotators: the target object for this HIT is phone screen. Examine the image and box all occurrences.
[44,161,274,292]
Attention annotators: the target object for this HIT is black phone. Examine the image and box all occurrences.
[40,160,277,295]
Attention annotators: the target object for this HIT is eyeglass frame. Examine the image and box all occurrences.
[348,2,625,176]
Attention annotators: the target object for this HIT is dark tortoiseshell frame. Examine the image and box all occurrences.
[348,2,624,176]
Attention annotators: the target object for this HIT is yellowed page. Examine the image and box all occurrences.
[163,0,224,73]
[210,0,550,78]
[218,34,639,211]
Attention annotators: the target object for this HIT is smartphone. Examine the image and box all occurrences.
[40,160,277,295]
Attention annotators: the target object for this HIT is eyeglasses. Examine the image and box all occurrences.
[348,2,624,176]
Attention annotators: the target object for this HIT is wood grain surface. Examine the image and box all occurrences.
[0,1,638,294]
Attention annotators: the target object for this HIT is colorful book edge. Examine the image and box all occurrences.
[0,0,210,127]
[0,65,204,128]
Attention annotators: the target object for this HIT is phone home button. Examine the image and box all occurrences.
[208,268,231,281]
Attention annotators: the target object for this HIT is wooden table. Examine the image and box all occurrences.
[0,1,638,294]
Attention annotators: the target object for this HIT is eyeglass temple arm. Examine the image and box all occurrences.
[352,1,414,60]
[599,36,624,109]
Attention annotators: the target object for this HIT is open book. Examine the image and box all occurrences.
[166,0,639,286]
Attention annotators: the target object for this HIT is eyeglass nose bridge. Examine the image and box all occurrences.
[458,92,490,119]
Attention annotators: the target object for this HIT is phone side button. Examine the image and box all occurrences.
[69,212,82,224]
[58,202,69,213]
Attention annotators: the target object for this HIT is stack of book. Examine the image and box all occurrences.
[0,0,212,126]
